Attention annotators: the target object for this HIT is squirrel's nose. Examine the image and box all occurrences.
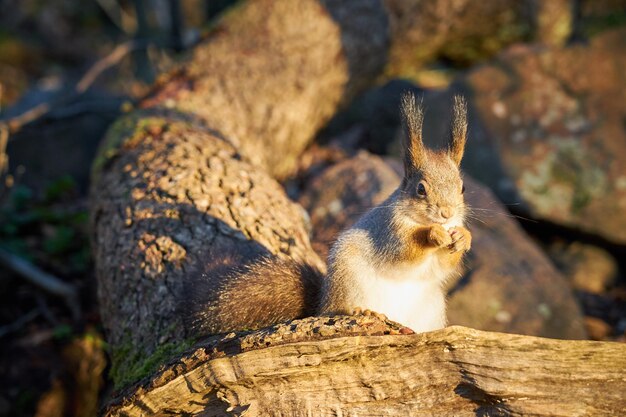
[440,207,453,219]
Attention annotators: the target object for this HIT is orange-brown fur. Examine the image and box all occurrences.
[186,92,471,336]
[319,92,472,332]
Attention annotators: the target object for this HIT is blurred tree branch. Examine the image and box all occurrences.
[0,39,145,139]
[96,0,138,35]
[0,248,81,320]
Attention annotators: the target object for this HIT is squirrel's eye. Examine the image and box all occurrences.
[417,182,427,197]
[461,184,465,194]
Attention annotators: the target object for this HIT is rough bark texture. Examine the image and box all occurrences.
[103,318,626,416]
[91,0,391,388]
[141,0,389,180]
[90,110,325,387]
[135,0,574,180]
[93,0,545,389]
[88,0,594,401]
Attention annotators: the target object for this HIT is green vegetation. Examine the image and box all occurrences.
[0,176,91,273]
[585,10,626,37]
[109,336,197,389]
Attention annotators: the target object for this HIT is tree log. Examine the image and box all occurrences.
[140,0,389,180]
[89,0,601,403]
[103,317,626,416]
[91,0,391,387]
[135,0,569,180]
[90,0,518,389]
[90,110,325,388]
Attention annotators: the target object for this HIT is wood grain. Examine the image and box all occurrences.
[104,319,626,416]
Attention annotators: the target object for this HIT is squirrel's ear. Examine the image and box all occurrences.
[448,95,467,167]
[400,91,425,173]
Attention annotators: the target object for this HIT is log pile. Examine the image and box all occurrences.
[89,1,626,414]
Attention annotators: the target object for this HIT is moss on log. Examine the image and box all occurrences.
[90,0,590,402]
[90,109,325,388]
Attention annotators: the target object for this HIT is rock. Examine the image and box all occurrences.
[584,316,613,341]
[452,28,626,244]
[448,178,586,339]
[300,151,586,339]
[298,151,399,260]
[547,241,618,294]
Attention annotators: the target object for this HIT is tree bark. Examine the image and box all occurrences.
[90,0,584,398]
[91,0,390,388]
[139,0,389,180]
[103,318,626,416]
[90,109,325,388]
[135,0,570,179]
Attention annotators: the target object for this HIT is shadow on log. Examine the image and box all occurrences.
[89,0,621,413]
[91,0,392,388]
[104,317,626,416]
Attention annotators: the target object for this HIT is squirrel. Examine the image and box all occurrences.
[318,92,471,332]
[184,92,471,335]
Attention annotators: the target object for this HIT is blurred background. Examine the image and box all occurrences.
[0,0,624,415]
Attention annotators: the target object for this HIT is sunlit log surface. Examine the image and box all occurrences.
[104,317,626,416]
[90,0,589,398]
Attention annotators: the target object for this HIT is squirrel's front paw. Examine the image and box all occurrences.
[352,307,388,321]
[428,224,453,248]
[448,226,472,253]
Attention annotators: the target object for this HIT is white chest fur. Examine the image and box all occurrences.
[345,254,449,332]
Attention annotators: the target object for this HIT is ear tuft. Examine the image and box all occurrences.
[449,95,467,166]
[400,91,425,174]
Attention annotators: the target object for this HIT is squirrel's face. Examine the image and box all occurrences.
[398,150,466,229]
[397,92,468,229]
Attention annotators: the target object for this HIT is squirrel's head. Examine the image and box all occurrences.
[396,92,467,229]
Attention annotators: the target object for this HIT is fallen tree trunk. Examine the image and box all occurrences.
[133,0,571,180]
[104,318,626,416]
[91,109,327,388]
[89,0,481,389]
[89,0,603,406]
[139,0,389,180]
[91,0,389,388]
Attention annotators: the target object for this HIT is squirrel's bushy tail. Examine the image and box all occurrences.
[183,256,324,335]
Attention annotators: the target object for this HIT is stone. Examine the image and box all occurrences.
[298,151,400,260]
[449,29,626,244]
[584,316,613,341]
[447,178,586,339]
[547,241,618,294]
